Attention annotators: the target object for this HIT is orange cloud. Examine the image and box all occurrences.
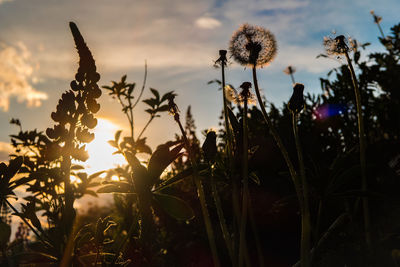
[0,42,47,111]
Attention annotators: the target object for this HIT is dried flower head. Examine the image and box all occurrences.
[370,10,382,24]
[225,82,256,106]
[214,49,228,68]
[229,23,277,67]
[323,35,354,56]
[283,66,296,75]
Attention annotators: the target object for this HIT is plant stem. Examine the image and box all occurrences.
[4,198,49,247]
[292,113,311,267]
[210,164,235,266]
[175,117,220,267]
[251,66,303,211]
[137,116,154,141]
[290,73,296,84]
[238,99,249,267]
[220,57,241,264]
[248,197,265,267]
[344,52,372,250]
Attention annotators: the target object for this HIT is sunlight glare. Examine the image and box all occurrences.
[83,118,126,175]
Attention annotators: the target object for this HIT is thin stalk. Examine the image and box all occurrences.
[210,164,235,266]
[238,99,249,267]
[376,23,385,39]
[248,197,265,267]
[220,56,241,264]
[344,52,372,250]
[94,246,100,266]
[137,115,154,141]
[251,66,303,211]
[292,113,311,267]
[314,200,323,244]
[290,73,296,84]
[4,198,50,247]
[176,118,220,267]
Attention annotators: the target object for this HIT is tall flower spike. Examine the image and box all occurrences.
[69,22,96,75]
[229,23,277,67]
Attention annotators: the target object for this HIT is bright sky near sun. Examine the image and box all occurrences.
[0,0,399,162]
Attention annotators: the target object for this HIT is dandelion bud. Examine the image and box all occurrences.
[288,83,305,114]
[202,130,217,163]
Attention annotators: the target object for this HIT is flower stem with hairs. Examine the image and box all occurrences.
[238,82,250,267]
[344,51,372,250]
[251,66,303,210]
[216,50,241,262]
[292,112,311,267]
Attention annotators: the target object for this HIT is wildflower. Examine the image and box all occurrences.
[229,24,277,67]
[288,83,305,114]
[323,35,352,56]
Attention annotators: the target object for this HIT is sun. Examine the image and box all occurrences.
[82,118,126,175]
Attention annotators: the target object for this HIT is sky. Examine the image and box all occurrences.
[0,0,399,166]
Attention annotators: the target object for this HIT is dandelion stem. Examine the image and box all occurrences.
[292,113,311,267]
[209,164,235,265]
[290,73,296,84]
[238,98,249,267]
[344,51,372,250]
[248,197,265,267]
[251,66,303,210]
[175,117,220,267]
[219,52,241,264]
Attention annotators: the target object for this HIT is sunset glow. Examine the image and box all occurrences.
[83,118,126,174]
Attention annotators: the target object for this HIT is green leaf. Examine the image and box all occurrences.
[153,193,194,221]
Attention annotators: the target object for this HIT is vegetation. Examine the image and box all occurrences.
[1,11,400,267]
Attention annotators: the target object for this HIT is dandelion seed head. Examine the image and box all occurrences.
[323,34,354,56]
[229,23,277,67]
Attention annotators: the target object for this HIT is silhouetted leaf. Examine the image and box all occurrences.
[153,193,194,221]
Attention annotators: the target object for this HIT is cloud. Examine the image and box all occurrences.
[195,17,222,29]
[0,0,12,5]
[0,42,48,111]
[0,141,13,162]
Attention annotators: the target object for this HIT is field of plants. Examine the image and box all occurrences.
[1,11,400,267]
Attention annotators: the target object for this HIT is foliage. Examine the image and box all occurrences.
[1,16,400,267]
